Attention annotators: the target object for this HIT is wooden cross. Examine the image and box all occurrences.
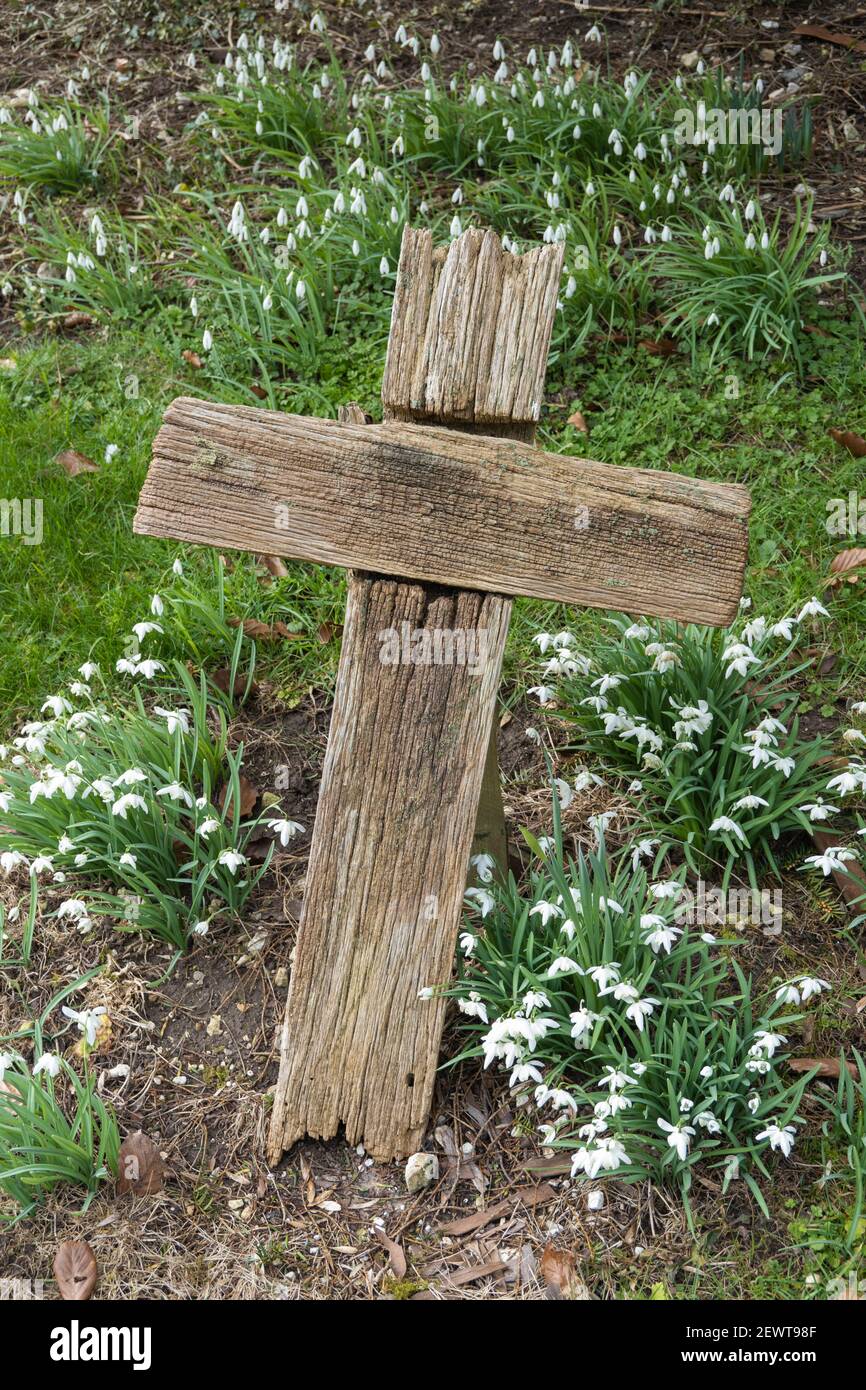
[134,226,750,1165]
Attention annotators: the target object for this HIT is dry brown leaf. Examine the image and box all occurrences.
[259,554,289,579]
[440,1259,509,1287]
[117,1130,164,1195]
[56,449,99,477]
[211,666,256,699]
[788,1057,859,1079]
[250,384,268,400]
[227,617,303,642]
[438,1181,557,1236]
[54,1241,98,1300]
[217,773,259,817]
[827,548,866,590]
[829,428,866,458]
[373,1225,407,1279]
[567,410,589,432]
[60,311,95,332]
[182,349,203,369]
[639,337,678,356]
[540,1243,584,1299]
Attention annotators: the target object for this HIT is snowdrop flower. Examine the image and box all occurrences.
[197,818,220,839]
[471,853,496,884]
[57,898,88,920]
[153,706,189,736]
[722,642,760,679]
[709,815,749,845]
[62,1005,106,1048]
[803,845,857,876]
[111,793,147,819]
[752,1030,787,1057]
[78,662,99,681]
[33,1053,61,1078]
[132,621,163,643]
[119,852,137,870]
[658,1118,695,1161]
[547,955,582,978]
[797,597,829,621]
[105,443,119,464]
[625,996,660,1031]
[799,975,831,1001]
[528,685,556,706]
[268,818,304,846]
[649,880,682,901]
[157,781,194,807]
[799,799,837,822]
[569,1004,600,1043]
[464,887,495,917]
[218,849,247,874]
[643,923,682,955]
[150,593,165,618]
[134,660,164,679]
[585,26,602,43]
[30,855,54,876]
[732,794,768,812]
[459,932,477,956]
[756,1121,796,1158]
[457,993,488,1025]
[41,695,71,718]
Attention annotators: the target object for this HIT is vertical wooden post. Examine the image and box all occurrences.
[267,228,563,1163]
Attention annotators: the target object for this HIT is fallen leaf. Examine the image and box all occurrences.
[56,449,99,476]
[540,1243,582,1299]
[317,622,336,644]
[638,337,678,356]
[217,773,259,817]
[793,23,866,54]
[117,1130,164,1196]
[73,1011,112,1057]
[567,410,589,432]
[258,554,289,580]
[438,1181,557,1237]
[227,617,304,642]
[54,1241,98,1300]
[829,428,866,458]
[826,548,866,588]
[211,667,256,699]
[440,1258,509,1287]
[182,349,203,369]
[789,1057,859,1079]
[60,311,95,331]
[250,384,268,400]
[373,1226,407,1279]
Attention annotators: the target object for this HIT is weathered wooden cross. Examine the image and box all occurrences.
[134,225,750,1165]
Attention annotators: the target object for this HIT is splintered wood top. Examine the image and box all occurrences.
[136,396,750,626]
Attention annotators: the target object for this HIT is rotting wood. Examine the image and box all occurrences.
[137,403,749,626]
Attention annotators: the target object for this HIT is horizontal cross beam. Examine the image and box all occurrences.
[136,397,750,626]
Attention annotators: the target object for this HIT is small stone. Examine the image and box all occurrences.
[759,47,776,61]
[274,966,289,988]
[404,1151,439,1193]
[680,50,700,69]
[586,1189,605,1212]
[206,1014,222,1036]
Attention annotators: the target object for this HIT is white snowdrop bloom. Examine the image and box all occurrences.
[797,596,829,621]
[1,850,26,874]
[457,993,488,1024]
[430,33,441,55]
[799,799,837,822]
[459,932,477,957]
[528,685,556,706]
[119,852,137,870]
[709,815,748,844]
[196,816,220,840]
[761,231,770,250]
[658,1118,695,1161]
[296,279,307,301]
[111,793,147,819]
[133,660,164,680]
[470,853,495,884]
[569,1005,600,1044]
[525,727,541,745]
[268,818,305,847]
[775,982,801,1006]
[851,702,866,716]
[78,661,99,682]
[33,1052,61,1078]
[57,899,88,920]
[804,845,857,876]
[625,996,660,1031]
[30,855,55,875]
[744,231,757,251]
[218,848,247,874]
[546,956,581,978]
[644,226,657,245]
[202,327,213,352]
[756,1121,796,1158]
[585,180,595,196]
[612,225,622,247]
[464,887,495,917]
[530,900,564,926]
[585,25,602,43]
[378,256,389,276]
[799,975,831,1001]
[114,768,147,788]
[156,781,194,808]
[62,1004,106,1047]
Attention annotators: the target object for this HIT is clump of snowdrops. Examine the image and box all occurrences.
[443,789,820,1220]
[530,598,848,888]
[0,983,119,1220]
[0,563,302,949]
[5,19,848,376]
